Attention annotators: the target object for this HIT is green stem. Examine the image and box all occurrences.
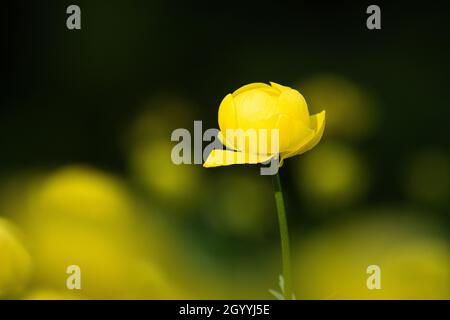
[272,171,293,300]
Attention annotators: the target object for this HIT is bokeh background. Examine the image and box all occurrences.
[1,1,449,299]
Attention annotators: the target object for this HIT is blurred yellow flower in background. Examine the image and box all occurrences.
[294,140,369,209]
[297,75,378,140]
[17,166,178,299]
[22,166,134,230]
[124,97,204,213]
[129,139,202,206]
[293,211,450,299]
[204,82,325,167]
[23,288,84,300]
[0,218,32,298]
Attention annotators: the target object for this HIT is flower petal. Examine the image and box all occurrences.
[270,82,291,92]
[233,88,279,129]
[282,110,326,160]
[203,149,273,167]
[217,130,238,151]
[302,110,326,152]
[218,93,238,132]
[232,83,273,97]
[277,88,310,127]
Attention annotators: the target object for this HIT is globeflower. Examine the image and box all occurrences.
[204,82,325,168]
[203,82,326,300]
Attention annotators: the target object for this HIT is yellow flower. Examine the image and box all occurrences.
[0,218,31,298]
[204,82,325,167]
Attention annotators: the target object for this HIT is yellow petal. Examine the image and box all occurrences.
[283,110,326,160]
[278,115,315,152]
[233,88,279,129]
[277,88,310,127]
[270,82,291,92]
[275,114,292,152]
[218,94,238,132]
[203,149,273,167]
[280,131,316,161]
[302,110,326,152]
[218,130,242,152]
[232,83,272,96]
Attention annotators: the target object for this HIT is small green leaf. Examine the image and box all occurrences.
[268,289,284,300]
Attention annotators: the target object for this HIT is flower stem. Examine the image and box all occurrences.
[272,171,293,300]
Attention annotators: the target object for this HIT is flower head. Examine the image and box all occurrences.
[204,82,325,167]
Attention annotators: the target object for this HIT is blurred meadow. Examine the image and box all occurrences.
[1,1,449,299]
